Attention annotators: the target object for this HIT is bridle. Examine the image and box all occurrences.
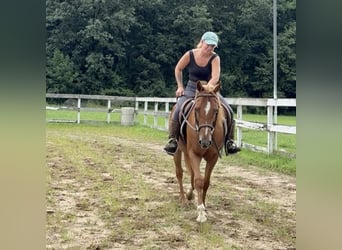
[194,92,219,134]
[179,91,222,157]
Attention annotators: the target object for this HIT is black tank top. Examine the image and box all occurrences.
[188,50,217,82]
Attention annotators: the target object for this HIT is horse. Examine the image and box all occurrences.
[170,80,229,223]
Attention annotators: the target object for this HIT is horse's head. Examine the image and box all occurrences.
[194,81,221,149]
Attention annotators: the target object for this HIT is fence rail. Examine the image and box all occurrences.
[46,93,296,157]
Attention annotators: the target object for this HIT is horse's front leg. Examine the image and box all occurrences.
[173,150,188,206]
[203,156,218,206]
[188,152,207,222]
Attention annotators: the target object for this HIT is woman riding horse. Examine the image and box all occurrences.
[171,81,226,222]
[164,31,240,156]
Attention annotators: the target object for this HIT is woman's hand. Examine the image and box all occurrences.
[176,86,185,97]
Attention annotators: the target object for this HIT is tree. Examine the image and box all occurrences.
[46,0,296,101]
[46,49,79,93]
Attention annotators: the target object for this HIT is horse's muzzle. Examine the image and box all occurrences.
[199,139,212,149]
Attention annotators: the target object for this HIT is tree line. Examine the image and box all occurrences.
[46,0,296,100]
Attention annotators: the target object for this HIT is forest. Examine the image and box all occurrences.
[46,0,296,99]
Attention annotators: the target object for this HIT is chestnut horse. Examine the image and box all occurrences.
[170,81,228,223]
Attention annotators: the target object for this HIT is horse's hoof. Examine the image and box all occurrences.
[179,196,190,207]
[196,204,207,222]
[186,189,194,200]
[196,214,207,223]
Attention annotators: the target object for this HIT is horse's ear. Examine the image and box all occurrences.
[197,80,205,91]
[213,81,221,93]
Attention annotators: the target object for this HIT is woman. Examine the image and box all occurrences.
[164,31,241,156]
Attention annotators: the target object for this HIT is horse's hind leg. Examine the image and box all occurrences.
[173,150,188,206]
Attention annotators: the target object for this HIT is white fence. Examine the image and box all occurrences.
[46,93,296,157]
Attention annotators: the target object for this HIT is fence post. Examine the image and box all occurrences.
[154,102,158,128]
[236,105,243,147]
[165,102,170,130]
[135,101,139,124]
[267,105,275,154]
[135,101,139,112]
[144,101,148,126]
[77,98,81,124]
[107,99,111,123]
[274,101,278,150]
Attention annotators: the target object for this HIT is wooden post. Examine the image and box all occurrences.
[154,102,158,128]
[274,101,278,150]
[267,105,275,154]
[77,98,81,124]
[107,99,111,124]
[236,105,243,148]
[135,101,139,124]
[165,102,170,130]
[144,101,148,126]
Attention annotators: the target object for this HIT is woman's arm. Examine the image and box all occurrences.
[174,51,190,97]
[208,55,221,86]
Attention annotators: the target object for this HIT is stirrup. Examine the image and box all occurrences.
[226,140,241,155]
[164,138,178,156]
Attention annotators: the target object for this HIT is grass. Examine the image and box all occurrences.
[223,149,296,175]
[46,122,296,249]
[46,107,296,176]
[240,113,296,125]
[45,112,296,176]
[46,109,296,125]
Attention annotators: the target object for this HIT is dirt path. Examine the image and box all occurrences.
[46,131,296,249]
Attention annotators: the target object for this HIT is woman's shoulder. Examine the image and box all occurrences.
[191,48,200,54]
[211,52,220,59]
[183,49,196,59]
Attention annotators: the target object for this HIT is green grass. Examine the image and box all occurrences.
[46,109,296,125]
[45,108,296,174]
[46,121,296,176]
[46,109,296,176]
[221,148,295,175]
[46,122,295,249]
[240,113,296,125]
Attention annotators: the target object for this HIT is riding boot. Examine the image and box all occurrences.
[164,120,180,155]
[225,119,241,156]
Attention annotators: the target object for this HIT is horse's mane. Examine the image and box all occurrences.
[202,83,217,93]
